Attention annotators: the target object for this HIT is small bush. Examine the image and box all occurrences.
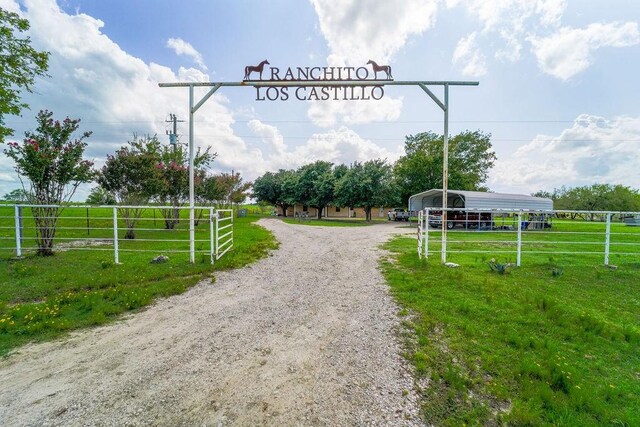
[488,259,510,274]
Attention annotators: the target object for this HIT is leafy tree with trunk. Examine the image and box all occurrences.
[155,143,215,229]
[198,173,224,206]
[97,135,163,239]
[2,188,30,202]
[212,171,252,209]
[198,170,251,219]
[252,169,297,217]
[86,186,115,205]
[4,110,93,255]
[0,9,49,142]
[295,161,335,219]
[335,159,396,221]
[534,184,640,219]
[393,130,496,204]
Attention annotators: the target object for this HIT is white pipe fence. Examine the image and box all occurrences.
[215,209,234,261]
[0,204,234,264]
[417,207,640,266]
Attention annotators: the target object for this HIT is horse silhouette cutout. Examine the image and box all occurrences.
[367,60,393,80]
[244,60,270,81]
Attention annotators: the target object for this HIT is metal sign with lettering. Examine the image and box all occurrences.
[243,60,393,101]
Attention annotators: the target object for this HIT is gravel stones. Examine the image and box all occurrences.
[0,219,423,426]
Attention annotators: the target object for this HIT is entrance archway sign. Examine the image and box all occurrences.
[159,62,478,264]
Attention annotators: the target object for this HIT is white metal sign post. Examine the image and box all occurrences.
[160,73,477,264]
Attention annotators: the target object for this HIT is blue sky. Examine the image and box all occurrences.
[1,0,639,200]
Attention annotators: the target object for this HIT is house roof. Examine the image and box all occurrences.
[408,189,554,211]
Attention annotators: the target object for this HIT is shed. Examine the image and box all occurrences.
[408,189,553,212]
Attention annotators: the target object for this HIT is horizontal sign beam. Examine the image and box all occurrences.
[159,80,479,88]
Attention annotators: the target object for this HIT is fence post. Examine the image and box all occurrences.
[214,211,219,260]
[113,207,119,264]
[425,208,429,258]
[604,212,611,265]
[417,210,422,258]
[14,205,21,257]
[516,210,522,266]
[209,207,215,265]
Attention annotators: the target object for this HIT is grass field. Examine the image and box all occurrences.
[424,218,640,267]
[382,222,640,425]
[0,205,277,356]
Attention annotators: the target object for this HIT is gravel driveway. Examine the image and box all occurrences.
[0,218,422,426]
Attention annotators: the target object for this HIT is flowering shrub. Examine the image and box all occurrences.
[3,110,94,255]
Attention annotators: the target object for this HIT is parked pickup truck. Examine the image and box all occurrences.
[388,208,410,222]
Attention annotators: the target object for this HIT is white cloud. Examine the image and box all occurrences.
[307,96,403,128]
[490,114,640,193]
[245,121,403,172]
[301,127,403,165]
[449,0,565,33]
[452,32,487,77]
[0,0,250,198]
[310,0,439,66]
[529,22,640,81]
[447,0,567,71]
[535,0,566,27]
[247,119,287,156]
[166,37,207,71]
[309,0,437,128]
[449,1,640,79]
[0,0,412,198]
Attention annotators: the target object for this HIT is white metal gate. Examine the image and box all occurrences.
[3,204,235,266]
[213,209,234,261]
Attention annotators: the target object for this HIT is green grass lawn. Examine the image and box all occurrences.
[382,225,640,426]
[0,206,277,356]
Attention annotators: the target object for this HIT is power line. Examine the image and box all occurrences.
[55,131,640,143]
[7,118,640,125]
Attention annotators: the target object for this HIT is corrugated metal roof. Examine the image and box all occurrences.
[408,189,553,211]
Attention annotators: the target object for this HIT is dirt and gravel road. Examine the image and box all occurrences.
[0,218,423,426]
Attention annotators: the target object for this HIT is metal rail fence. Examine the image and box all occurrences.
[417,207,640,266]
[214,209,234,261]
[0,204,234,264]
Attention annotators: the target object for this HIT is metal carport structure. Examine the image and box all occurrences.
[409,189,553,212]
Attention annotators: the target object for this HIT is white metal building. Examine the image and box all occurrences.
[408,189,553,212]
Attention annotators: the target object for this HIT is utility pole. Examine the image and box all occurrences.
[165,113,186,238]
[165,113,184,149]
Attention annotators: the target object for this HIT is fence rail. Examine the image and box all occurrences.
[215,209,234,261]
[417,207,640,266]
[0,204,234,264]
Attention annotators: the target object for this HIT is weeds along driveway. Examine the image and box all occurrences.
[0,218,422,426]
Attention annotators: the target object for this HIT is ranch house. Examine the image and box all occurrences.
[276,205,393,219]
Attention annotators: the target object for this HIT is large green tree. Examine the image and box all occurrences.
[0,8,49,142]
[393,131,496,204]
[2,188,30,202]
[252,169,297,217]
[295,161,335,219]
[98,135,163,239]
[85,186,115,205]
[534,184,640,215]
[212,171,252,209]
[335,159,396,221]
[4,110,93,255]
[155,143,214,229]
